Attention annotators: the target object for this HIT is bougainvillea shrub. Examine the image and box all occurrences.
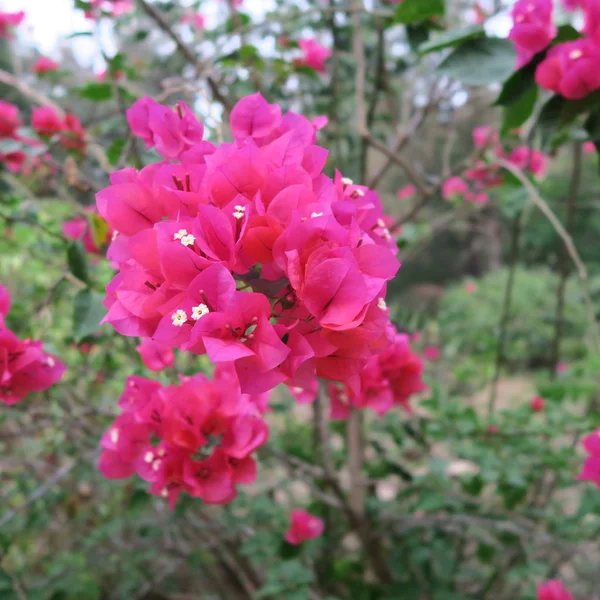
[2,0,600,598]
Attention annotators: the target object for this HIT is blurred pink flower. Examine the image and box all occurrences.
[442,176,468,201]
[180,12,205,29]
[509,0,556,68]
[583,141,596,154]
[295,38,331,72]
[423,346,440,361]
[537,579,573,600]
[555,361,569,374]
[285,510,324,545]
[465,282,477,294]
[0,11,24,38]
[136,338,175,372]
[530,395,545,412]
[32,56,59,74]
[397,184,416,200]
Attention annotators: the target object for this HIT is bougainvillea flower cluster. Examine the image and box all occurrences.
[508,0,600,99]
[32,106,87,154]
[328,329,426,419]
[0,284,65,405]
[32,56,60,74]
[97,93,400,399]
[441,126,548,205]
[98,366,269,507]
[295,39,331,73]
[508,0,556,68]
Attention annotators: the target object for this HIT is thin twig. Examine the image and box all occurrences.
[136,0,231,113]
[499,158,600,352]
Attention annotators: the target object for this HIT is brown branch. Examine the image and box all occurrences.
[499,158,599,353]
[313,391,392,584]
[136,0,232,113]
[550,143,582,375]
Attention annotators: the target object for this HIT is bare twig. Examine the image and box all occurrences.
[499,158,599,352]
[136,0,231,113]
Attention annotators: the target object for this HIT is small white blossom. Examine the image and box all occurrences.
[310,211,323,218]
[173,229,188,240]
[110,428,119,444]
[377,298,388,311]
[341,177,353,186]
[180,233,195,247]
[171,310,188,326]
[144,451,154,463]
[191,303,209,321]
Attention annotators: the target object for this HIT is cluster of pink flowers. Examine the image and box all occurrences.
[85,0,134,20]
[136,338,175,372]
[97,93,400,401]
[508,0,600,99]
[442,126,548,204]
[0,100,45,174]
[537,579,572,600]
[0,10,24,38]
[294,39,331,73]
[32,106,87,154]
[180,12,205,30]
[0,285,65,406]
[509,0,557,68]
[98,365,269,508]
[326,331,426,419]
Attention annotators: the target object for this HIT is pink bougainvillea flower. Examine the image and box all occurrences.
[60,113,87,153]
[536,39,600,100]
[295,38,331,73]
[509,0,556,68]
[508,147,548,177]
[284,509,324,544]
[99,94,400,399]
[530,395,545,412]
[32,56,59,74]
[537,580,573,600]
[312,115,328,131]
[0,331,66,406]
[98,370,269,508]
[442,176,468,201]
[465,282,477,294]
[562,0,586,10]
[578,428,600,487]
[583,141,596,153]
[423,346,440,361]
[0,284,11,321]
[397,184,416,200]
[180,12,205,29]
[110,0,134,17]
[32,106,64,137]
[126,96,204,159]
[136,338,175,372]
[0,100,22,138]
[0,11,24,38]
[584,0,600,44]
[555,361,569,374]
[472,126,498,148]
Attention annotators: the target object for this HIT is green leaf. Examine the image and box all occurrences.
[90,214,110,249]
[494,54,542,107]
[66,31,93,39]
[78,83,113,102]
[67,242,89,284]
[406,23,431,51]
[395,0,444,24]
[502,85,538,132]
[419,25,485,54]
[224,11,251,32]
[73,289,106,342]
[106,138,126,165]
[554,24,582,43]
[438,37,516,86]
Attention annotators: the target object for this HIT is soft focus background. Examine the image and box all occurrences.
[1,0,600,598]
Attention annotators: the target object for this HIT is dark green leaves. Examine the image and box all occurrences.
[419,25,485,55]
[438,38,516,86]
[67,242,89,284]
[73,289,106,342]
[394,0,444,24]
[502,85,538,132]
[78,82,113,102]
